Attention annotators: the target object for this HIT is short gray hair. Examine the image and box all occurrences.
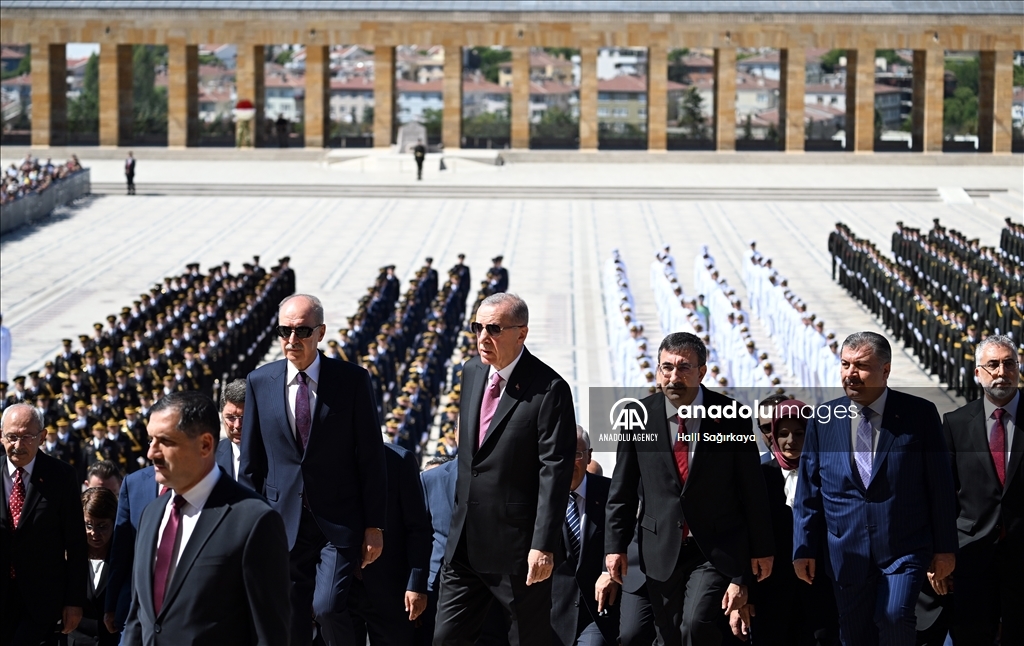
[842,331,891,365]
[221,379,246,410]
[576,424,591,451]
[279,294,325,326]
[977,334,1016,360]
[480,292,529,326]
[0,403,44,433]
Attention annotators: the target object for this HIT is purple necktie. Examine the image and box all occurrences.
[153,495,185,615]
[296,371,311,450]
[478,372,503,448]
[990,408,1006,487]
[855,408,874,487]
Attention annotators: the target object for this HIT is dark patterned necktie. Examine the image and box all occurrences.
[566,491,582,560]
[296,371,311,450]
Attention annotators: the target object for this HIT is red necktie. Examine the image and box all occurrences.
[153,495,185,615]
[673,418,690,539]
[990,408,1006,487]
[478,373,503,448]
[8,468,25,579]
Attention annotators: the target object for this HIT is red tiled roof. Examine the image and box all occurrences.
[1,47,26,59]
[396,79,443,93]
[0,73,31,86]
[462,79,509,94]
[330,77,375,91]
[529,79,576,95]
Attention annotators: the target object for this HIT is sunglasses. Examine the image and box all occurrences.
[470,322,525,337]
[275,325,321,339]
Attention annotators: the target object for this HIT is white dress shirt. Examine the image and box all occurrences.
[849,388,888,463]
[286,353,321,441]
[2,455,35,503]
[154,466,221,585]
[984,390,1019,472]
[486,347,525,399]
[665,387,704,465]
[230,441,241,480]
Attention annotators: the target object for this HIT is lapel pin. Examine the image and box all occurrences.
[514,383,520,391]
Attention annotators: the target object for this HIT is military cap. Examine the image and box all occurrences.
[106,315,117,323]
[56,418,69,427]
[93,323,104,331]
[106,418,121,428]
[12,375,25,383]
[124,406,137,414]
[62,338,73,346]
[92,422,106,431]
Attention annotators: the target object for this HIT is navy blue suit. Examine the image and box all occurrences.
[418,459,458,646]
[105,465,158,631]
[215,437,236,480]
[348,443,432,645]
[793,388,957,646]
[241,354,387,646]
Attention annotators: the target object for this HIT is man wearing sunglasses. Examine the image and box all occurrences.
[240,294,387,646]
[434,292,577,646]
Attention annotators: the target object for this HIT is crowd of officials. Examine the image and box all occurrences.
[3,230,1022,646]
[830,218,1024,400]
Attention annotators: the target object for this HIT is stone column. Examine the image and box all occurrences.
[305,45,330,148]
[236,45,265,147]
[99,44,133,147]
[442,43,463,150]
[647,43,667,151]
[779,48,805,152]
[579,46,598,150]
[713,48,736,152]
[31,43,67,147]
[911,49,944,153]
[510,46,530,149]
[978,50,1014,154]
[167,42,198,148]
[844,47,876,152]
[373,46,395,147]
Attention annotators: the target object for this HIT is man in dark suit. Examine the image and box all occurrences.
[937,334,1022,645]
[241,293,387,646]
[347,442,432,645]
[215,378,246,481]
[122,391,291,644]
[104,464,158,634]
[551,427,618,646]
[1,403,87,644]
[419,457,459,646]
[124,151,135,195]
[793,331,957,646]
[434,293,577,646]
[414,139,426,180]
[606,332,774,646]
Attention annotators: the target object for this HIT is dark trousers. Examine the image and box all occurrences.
[645,542,730,646]
[347,576,414,646]
[951,540,1024,646]
[418,587,510,646]
[619,584,656,646]
[433,541,553,646]
[1,587,59,645]
[416,159,424,179]
[293,507,358,646]
[125,173,134,195]
[832,559,926,646]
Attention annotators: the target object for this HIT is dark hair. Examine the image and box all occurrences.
[842,331,891,365]
[658,332,707,367]
[87,460,123,483]
[150,391,220,446]
[221,379,246,410]
[425,456,455,468]
[82,486,119,520]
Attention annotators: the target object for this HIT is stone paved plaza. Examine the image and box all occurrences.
[2,156,1021,440]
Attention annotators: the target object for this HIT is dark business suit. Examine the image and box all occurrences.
[122,471,291,645]
[551,474,618,646]
[941,392,1023,645]
[68,555,118,646]
[750,457,839,645]
[618,530,656,646]
[215,438,237,480]
[106,465,158,631]
[434,348,577,646]
[241,353,388,646]
[348,443,432,645]
[0,452,88,645]
[793,388,957,646]
[605,387,774,646]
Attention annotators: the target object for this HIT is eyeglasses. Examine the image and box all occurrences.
[223,414,243,424]
[574,451,587,460]
[470,322,525,337]
[979,359,1019,374]
[659,363,698,375]
[757,422,772,433]
[3,432,42,444]
[275,325,320,339]
[85,522,112,533]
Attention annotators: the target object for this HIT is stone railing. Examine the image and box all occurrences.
[0,169,91,235]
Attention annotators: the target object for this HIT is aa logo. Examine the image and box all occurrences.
[610,398,648,431]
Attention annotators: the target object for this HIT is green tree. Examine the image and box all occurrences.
[874,107,883,138]
[67,52,99,133]
[819,49,844,74]
[945,56,979,95]
[469,47,512,84]
[668,48,690,64]
[678,87,707,139]
[463,111,510,138]
[875,49,902,68]
[544,47,578,61]
[1014,63,1024,87]
[766,122,778,142]
[741,114,753,140]
[530,106,577,140]
[943,85,979,136]
[422,107,442,141]
[274,49,293,66]
[1,46,31,80]
[132,45,168,137]
[198,53,224,67]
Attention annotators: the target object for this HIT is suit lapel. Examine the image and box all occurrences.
[969,404,1001,486]
[652,395,684,493]
[482,352,536,446]
[270,360,299,455]
[0,456,9,528]
[1002,395,1024,490]
[581,482,603,573]
[158,478,232,618]
[871,395,899,486]
[465,361,487,457]
[19,455,46,524]
[138,491,169,618]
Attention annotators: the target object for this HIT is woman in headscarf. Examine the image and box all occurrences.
[730,400,840,645]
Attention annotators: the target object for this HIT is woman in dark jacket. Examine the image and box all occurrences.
[68,487,120,646]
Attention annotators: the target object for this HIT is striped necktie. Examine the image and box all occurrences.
[566,491,582,560]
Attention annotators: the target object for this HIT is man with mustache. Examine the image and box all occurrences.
[936,334,1022,645]
[793,331,957,646]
